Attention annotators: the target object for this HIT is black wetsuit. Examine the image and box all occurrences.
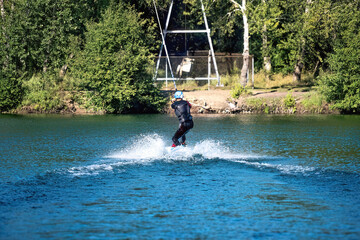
[171,99,194,146]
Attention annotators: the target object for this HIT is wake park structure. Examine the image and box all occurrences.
[153,0,254,89]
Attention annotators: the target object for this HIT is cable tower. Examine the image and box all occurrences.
[153,0,221,88]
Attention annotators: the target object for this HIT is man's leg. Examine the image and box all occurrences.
[181,121,194,145]
[180,121,194,145]
[172,124,186,146]
[172,121,194,147]
[181,134,186,145]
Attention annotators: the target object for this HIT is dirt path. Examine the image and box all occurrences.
[182,89,306,111]
[184,90,231,110]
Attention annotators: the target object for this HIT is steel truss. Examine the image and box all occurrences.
[153,0,221,87]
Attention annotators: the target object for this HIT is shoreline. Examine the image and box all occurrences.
[3,90,340,115]
[164,89,339,115]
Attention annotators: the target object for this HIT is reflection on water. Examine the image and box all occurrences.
[0,114,359,239]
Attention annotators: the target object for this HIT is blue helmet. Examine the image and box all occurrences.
[174,91,184,99]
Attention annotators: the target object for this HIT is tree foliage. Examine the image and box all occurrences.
[71,2,165,113]
[0,0,109,111]
[1,0,166,113]
[0,75,24,112]
[318,1,360,113]
[1,0,360,113]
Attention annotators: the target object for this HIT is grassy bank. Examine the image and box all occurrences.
[230,91,336,114]
[162,72,339,115]
[6,72,338,115]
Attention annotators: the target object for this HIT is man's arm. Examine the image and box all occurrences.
[187,101,192,108]
[171,100,176,109]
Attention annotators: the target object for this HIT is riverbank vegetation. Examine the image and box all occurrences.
[0,0,359,114]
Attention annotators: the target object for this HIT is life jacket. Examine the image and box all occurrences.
[171,100,192,123]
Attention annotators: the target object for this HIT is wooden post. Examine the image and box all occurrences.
[208,51,211,90]
[252,56,254,89]
[165,61,168,88]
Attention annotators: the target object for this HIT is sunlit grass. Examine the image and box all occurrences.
[159,71,316,92]
[300,91,327,113]
[254,72,294,89]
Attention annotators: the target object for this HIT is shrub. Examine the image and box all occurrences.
[245,98,263,108]
[231,84,248,99]
[284,91,296,108]
[22,74,65,112]
[319,73,360,113]
[0,74,24,112]
[221,74,239,88]
[301,92,326,113]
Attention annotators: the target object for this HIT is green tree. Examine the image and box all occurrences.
[319,1,360,113]
[0,0,111,112]
[248,0,281,74]
[0,0,25,111]
[270,0,336,81]
[72,2,165,113]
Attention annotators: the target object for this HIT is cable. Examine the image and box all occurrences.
[153,0,177,91]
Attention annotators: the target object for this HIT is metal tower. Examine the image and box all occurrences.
[153,0,221,87]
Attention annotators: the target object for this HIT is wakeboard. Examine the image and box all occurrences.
[169,144,186,153]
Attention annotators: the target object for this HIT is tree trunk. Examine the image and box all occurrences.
[264,56,271,72]
[0,0,4,18]
[313,60,320,78]
[293,0,312,83]
[263,24,271,79]
[240,0,249,87]
[262,0,271,75]
[293,60,303,82]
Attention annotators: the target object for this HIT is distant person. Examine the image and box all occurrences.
[171,91,194,148]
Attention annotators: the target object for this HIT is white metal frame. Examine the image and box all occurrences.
[153,0,221,86]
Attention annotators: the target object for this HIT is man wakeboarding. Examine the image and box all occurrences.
[171,91,194,148]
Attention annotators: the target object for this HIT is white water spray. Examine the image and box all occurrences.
[67,134,316,176]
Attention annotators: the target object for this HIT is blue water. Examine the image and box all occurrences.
[1,114,360,239]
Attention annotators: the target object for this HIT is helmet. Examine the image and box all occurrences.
[174,91,184,99]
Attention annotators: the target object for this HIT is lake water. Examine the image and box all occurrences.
[1,114,360,239]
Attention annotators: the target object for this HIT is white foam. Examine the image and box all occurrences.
[67,133,315,176]
[106,133,167,161]
[232,160,316,175]
[106,136,258,162]
[68,164,115,176]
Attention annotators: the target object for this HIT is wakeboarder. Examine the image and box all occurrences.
[171,91,194,148]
